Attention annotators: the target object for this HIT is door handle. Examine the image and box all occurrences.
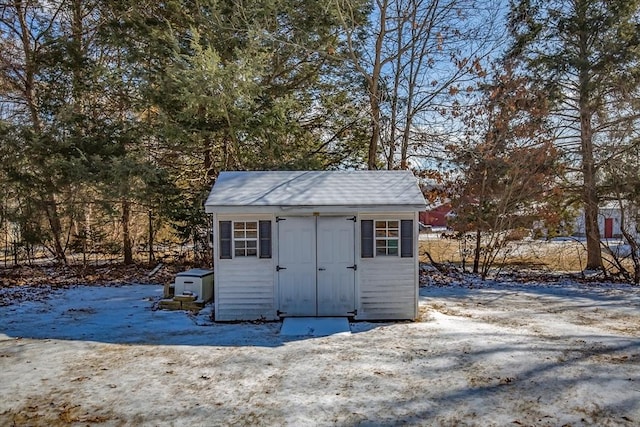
[318,267,326,271]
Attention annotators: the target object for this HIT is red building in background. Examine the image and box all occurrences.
[419,203,452,228]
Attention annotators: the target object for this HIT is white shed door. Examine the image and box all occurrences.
[278,217,317,316]
[277,216,355,317]
[317,217,355,316]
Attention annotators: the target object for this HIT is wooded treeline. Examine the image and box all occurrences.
[1,0,640,279]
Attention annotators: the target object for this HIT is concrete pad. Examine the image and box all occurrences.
[280,317,351,337]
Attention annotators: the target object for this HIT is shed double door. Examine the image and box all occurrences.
[277,216,355,317]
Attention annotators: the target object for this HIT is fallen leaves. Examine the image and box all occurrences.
[0,262,190,306]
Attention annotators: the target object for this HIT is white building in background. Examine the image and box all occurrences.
[574,201,640,240]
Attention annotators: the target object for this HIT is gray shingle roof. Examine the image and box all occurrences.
[205,170,426,212]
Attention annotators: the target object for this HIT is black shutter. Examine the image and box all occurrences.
[219,221,232,259]
[361,220,374,258]
[259,220,272,258]
[401,219,413,258]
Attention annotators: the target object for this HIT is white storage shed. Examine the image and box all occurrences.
[204,170,426,321]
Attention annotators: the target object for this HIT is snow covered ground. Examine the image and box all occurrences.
[1,278,639,426]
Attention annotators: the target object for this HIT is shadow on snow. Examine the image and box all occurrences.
[0,284,393,347]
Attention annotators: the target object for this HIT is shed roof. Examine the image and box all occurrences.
[205,170,426,213]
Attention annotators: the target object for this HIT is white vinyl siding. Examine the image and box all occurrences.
[357,257,417,320]
[211,208,421,322]
[356,213,418,320]
[214,215,276,321]
[215,259,276,321]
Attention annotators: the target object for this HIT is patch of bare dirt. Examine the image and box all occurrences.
[0,263,186,288]
[0,262,196,306]
[2,399,113,426]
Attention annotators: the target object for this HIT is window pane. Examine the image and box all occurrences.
[232,221,259,257]
[372,219,402,256]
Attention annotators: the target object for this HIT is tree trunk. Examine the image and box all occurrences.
[368,101,381,170]
[367,0,387,170]
[122,199,133,264]
[3,196,7,268]
[387,5,404,170]
[473,228,481,274]
[581,122,602,267]
[14,0,42,130]
[70,0,84,107]
[583,170,602,270]
[148,208,155,265]
[578,15,602,271]
[83,203,93,266]
[43,197,67,264]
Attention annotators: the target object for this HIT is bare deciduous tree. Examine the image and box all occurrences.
[335,0,502,169]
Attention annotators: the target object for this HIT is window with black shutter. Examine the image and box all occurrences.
[219,220,272,259]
